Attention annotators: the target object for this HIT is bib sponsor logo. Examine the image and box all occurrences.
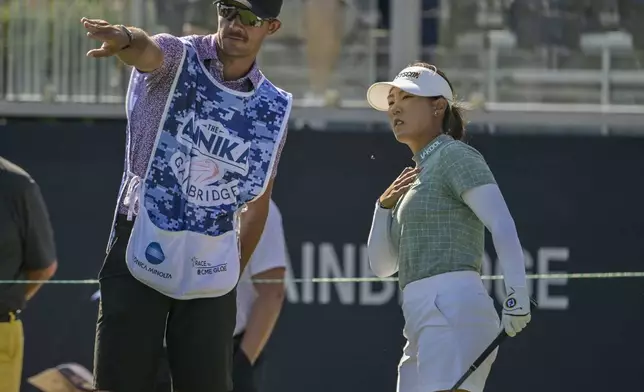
[145,242,165,265]
[192,257,228,276]
[179,117,250,174]
[136,243,172,279]
[133,256,173,279]
[171,116,250,207]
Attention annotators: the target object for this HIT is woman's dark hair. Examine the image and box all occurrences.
[407,62,466,141]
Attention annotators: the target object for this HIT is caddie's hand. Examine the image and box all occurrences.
[378,166,420,209]
[232,348,256,392]
[501,286,532,337]
[81,17,131,58]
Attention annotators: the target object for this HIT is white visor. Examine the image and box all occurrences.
[366,66,454,111]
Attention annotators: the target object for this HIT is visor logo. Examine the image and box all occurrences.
[395,71,421,80]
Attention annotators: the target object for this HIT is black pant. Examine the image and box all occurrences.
[154,333,268,392]
[93,215,237,392]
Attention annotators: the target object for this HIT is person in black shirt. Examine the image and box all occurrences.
[0,156,58,392]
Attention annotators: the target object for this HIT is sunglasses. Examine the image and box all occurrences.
[214,2,270,27]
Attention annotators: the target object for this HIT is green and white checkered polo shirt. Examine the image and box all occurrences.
[390,134,497,289]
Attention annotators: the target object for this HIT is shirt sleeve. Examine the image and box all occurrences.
[367,202,399,277]
[20,180,57,271]
[462,183,527,289]
[248,200,288,276]
[439,143,497,200]
[140,33,185,85]
[270,127,288,179]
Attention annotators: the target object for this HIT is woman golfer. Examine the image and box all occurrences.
[366,62,531,392]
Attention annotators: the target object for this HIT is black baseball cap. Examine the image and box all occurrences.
[216,0,283,19]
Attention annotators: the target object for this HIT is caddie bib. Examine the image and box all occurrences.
[120,39,292,299]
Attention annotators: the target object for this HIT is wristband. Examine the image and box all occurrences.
[118,25,133,50]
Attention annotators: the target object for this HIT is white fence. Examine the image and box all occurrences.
[0,0,643,114]
[0,0,138,103]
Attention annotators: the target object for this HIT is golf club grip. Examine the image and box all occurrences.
[449,330,508,391]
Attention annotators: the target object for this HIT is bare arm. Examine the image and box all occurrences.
[24,262,58,301]
[239,178,274,272]
[240,267,286,363]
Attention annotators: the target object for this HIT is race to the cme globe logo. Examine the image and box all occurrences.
[145,243,227,276]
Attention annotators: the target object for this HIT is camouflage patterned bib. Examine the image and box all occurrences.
[123,39,292,299]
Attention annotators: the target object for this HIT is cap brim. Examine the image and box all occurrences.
[366,79,434,112]
[248,6,274,18]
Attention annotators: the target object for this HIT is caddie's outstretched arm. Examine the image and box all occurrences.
[81,17,164,73]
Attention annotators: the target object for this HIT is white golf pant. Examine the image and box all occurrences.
[398,271,501,392]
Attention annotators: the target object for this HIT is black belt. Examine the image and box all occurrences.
[0,311,20,323]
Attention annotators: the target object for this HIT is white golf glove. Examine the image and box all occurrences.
[501,286,532,337]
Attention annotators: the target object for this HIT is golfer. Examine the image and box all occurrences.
[81,1,292,391]
[366,62,531,392]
